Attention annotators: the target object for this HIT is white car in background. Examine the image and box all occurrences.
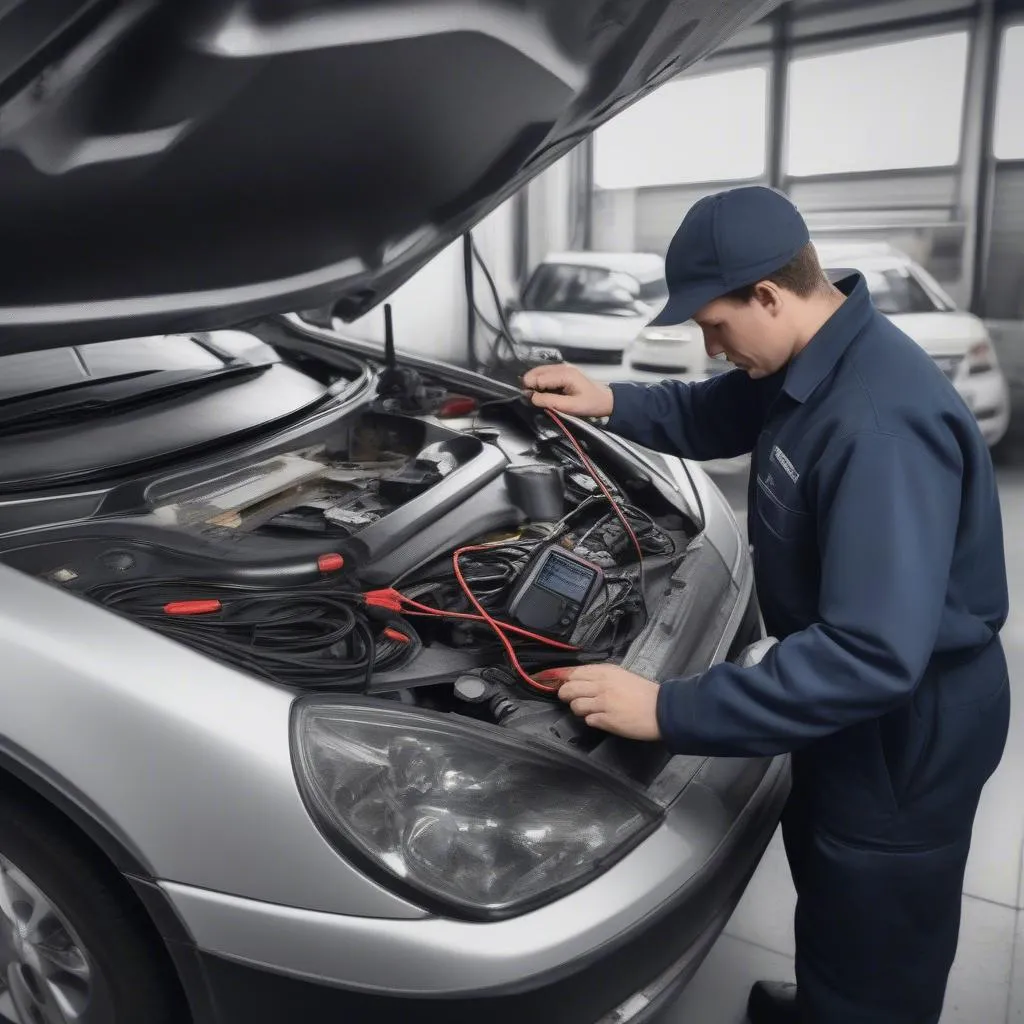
[508,252,681,381]
[625,241,1011,448]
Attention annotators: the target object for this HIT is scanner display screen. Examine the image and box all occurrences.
[535,551,597,602]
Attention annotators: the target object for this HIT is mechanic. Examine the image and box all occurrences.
[524,185,1010,1024]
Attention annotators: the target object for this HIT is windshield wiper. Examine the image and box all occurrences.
[0,363,274,433]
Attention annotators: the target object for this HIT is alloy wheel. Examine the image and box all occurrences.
[0,854,93,1024]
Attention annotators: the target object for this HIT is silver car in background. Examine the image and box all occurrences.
[509,252,676,382]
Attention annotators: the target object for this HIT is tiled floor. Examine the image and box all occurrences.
[655,466,1024,1023]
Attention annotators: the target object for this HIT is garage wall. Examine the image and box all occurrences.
[588,1,1001,312]
[339,147,577,367]
[341,199,517,366]
[526,153,576,269]
[594,171,969,299]
[985,163,1024,319]
[789,171,968,300]
[635,182,767,254]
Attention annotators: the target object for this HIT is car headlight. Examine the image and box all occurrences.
[292,700,659,918]
[967,339,996,375]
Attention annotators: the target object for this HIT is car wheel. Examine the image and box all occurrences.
[0,789,183,1024]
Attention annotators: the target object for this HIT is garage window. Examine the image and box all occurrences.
[593,67,769,190]
[994,25,1024,160]
[786,31,970,176]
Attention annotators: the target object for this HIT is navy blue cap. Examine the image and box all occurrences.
[649,186,810,327]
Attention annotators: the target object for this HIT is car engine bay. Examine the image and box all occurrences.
[0,321,727,785]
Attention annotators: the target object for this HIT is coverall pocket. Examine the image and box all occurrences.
[755,475,809,542]
[876,711,914,812]
[900,670,1010,814]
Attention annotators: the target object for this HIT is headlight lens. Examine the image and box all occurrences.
[967,339,996,375]
[292,701,658,917]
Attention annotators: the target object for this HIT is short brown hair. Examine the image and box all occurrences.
[724,242,830,303]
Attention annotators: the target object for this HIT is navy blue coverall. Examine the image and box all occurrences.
[606,273,1011,1023]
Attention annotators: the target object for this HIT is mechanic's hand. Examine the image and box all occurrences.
[521,364,614,419]
[536,664,662,741]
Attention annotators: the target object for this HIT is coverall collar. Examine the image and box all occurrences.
[782,272,873,404]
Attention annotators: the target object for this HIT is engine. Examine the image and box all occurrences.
[0,395,694,766]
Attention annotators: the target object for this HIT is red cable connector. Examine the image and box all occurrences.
[164,600,222,616]
[363,588,405,613]
[437,395,478,418]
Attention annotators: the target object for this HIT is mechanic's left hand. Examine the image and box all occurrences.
[537,664,662,741]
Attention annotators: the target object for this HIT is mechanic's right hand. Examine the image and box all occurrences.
[522,363,615,419]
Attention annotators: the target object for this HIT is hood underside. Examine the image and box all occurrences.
[0,0,774,353]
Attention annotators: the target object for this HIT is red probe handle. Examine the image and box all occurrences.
[164,600,222,616]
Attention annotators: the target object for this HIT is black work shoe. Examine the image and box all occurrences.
[746,980,799,1023]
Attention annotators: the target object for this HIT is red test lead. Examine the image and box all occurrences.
[163,600,222,616]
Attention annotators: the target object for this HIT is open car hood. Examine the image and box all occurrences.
[0,0,774,354]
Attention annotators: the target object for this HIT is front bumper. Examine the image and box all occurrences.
[955,370,1011,446]
[166,754,790,1024]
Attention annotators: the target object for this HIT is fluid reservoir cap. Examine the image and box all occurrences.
[453,675,490,703]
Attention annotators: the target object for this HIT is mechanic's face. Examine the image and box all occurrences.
[694,284,796,379]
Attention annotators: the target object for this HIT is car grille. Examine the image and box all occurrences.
[631,361,690,374]
[561,347,624,365]
[932,354,964,380]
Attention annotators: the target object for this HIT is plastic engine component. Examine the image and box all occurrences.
[504,464,565,523]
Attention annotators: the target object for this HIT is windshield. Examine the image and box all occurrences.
[522,264,668,316]
[854,265,947,316]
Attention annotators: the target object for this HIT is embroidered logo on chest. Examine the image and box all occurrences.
[770,444,800,484]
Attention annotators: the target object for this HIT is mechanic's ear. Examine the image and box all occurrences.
[753,281,785,317]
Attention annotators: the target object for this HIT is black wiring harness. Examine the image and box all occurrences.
[86,578,418,688]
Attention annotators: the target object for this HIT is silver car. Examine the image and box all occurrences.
[509,253,673,381]
[0,2,786,1023]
